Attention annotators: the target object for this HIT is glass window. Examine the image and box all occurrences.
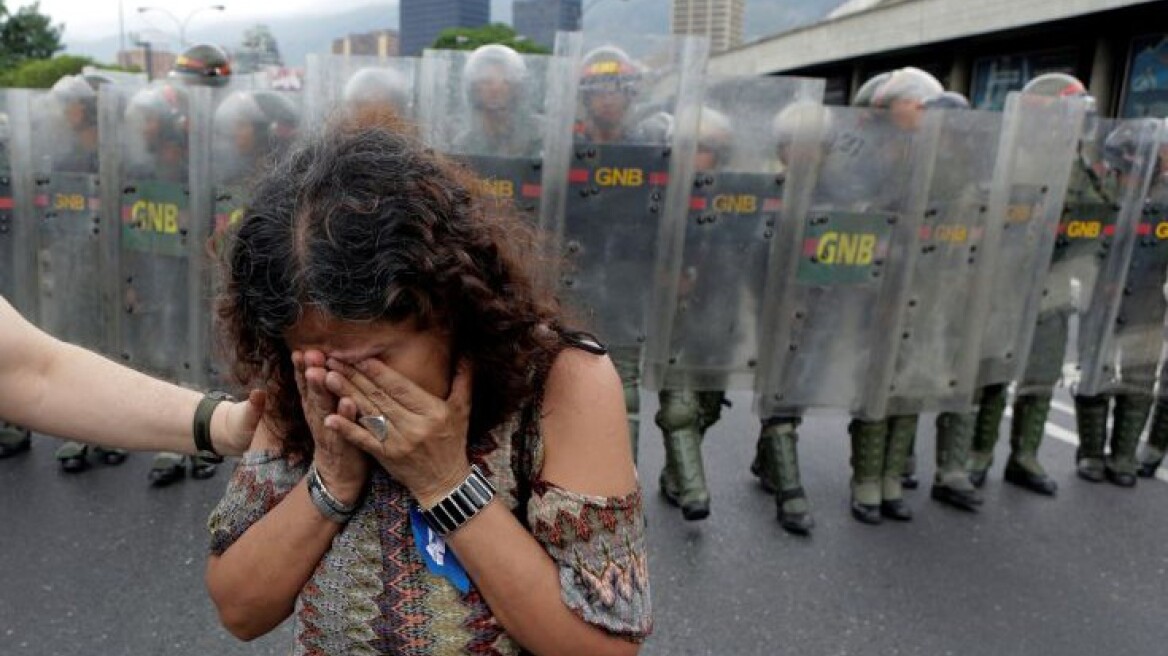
[970,48,1079,111]
[1119,34,1168,118]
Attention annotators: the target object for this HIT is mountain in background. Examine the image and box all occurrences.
[64,0,847,67]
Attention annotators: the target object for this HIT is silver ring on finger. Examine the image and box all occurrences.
[358,414,391,442]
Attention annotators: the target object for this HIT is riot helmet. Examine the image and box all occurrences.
[771,100,833,168]
[579,46,640,138]
[342,67,413,115]
[126,84,190,179]
[872,67,943,131]
[463,44,527,113]
[852,71,891,108]
[1102,118,1162,177]
[924,91,971,110]
[50,75,99,130]
[170,43,233,88]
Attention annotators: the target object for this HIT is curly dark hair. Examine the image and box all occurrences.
[219,110,564,459]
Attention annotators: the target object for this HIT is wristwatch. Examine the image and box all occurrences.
[419,465,496,537]
[193,390,234,463]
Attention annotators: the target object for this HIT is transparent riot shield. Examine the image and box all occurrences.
[190,86,302,386]
[866,108,1005,417]
[304,54,419,126]
[418,47,554,223]
[975,93,1087,388]
[27,83,110,352]
[101,81,201,383]
[541,31,708,352]
[755,106,930,419]
[1076,119,1166,396]
[1,90,37,315]
[642,75,825,392]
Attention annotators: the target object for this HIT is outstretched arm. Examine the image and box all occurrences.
[0,295,263,455]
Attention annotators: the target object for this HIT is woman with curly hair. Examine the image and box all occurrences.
[205,112,650,655]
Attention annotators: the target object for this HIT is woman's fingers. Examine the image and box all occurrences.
[326,412,400,458]
[325,358,415,419]
[325,371,382,418]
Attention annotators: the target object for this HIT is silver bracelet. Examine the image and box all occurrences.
[419,464,496,537]
[307,463,359,524]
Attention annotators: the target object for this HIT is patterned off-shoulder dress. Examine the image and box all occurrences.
[208,393,651,655]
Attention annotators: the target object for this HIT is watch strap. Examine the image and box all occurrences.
[193,391,232,463]
[420,465,496,537]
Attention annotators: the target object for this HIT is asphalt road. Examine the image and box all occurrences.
[3,387,1166,655]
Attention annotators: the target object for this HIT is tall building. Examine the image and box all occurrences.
[671,0,744,53]
[400,0,490,56]
[331,30,401,57]
[514,0,581,50]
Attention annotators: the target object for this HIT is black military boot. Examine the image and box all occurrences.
[968,384,1008,488]
[148,452,187,487]
[190,455,217,480]
[880,416,915,521]
[55,441,91,473]
[1004,395,1058,496]
[1073,394,1108,482]
[1106,394,1151,488]
[656,391,710,521]
[849,419,886,525]
[1137,396,1168,478]
[0,424,32,458]
[757,418,814,535]
[932,413,982,511]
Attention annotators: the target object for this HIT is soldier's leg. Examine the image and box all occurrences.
[880,415,915,521]
[55,441,91,473]
[1004,394,1058,495]
[1073,394,1109,482]
[932,412,982,511]
[1105,393,1152,488]
[1002,312,1066,495]
[611,346,642,463]
[1138,395,1168,477]
[756,416,813,535]
[148,452,186,487]
[655,389,710,521]
[0,422,32,458]
[901,432,919,490]
[968,383,1008,487]
[848,418,886,525]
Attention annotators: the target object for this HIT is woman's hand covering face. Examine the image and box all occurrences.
[293,349,369,505]
[323,358,474,509]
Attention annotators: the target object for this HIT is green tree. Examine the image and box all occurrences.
[0,53,86,88]
[0,1,63,69]
[431,23,549,54]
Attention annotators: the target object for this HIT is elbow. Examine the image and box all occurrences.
[206,566,288,642]
[219,611,264,642]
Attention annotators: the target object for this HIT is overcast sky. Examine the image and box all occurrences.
[38,0,391,42]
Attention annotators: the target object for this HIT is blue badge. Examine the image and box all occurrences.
[409,505,472,594]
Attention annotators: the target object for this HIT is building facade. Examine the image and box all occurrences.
[331,30,401,57]
[400,0,490,56]
[513,0,582,50]
[671,0,744,54]
[116,47,176,81]
[708,0,1167,116]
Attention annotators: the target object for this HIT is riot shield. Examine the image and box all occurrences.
[1076,119,1166,396]
[304,54,419,126]
[27,81,110,352]
[541,32,708,352]
[0,90,37,315]
[642,75,825,392]
[193,86,302,386]
[866,108,1005,417]
[101,81,201,383]
[975,93,1087,388]
[418,47,555,223]
[755,105,930,419]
